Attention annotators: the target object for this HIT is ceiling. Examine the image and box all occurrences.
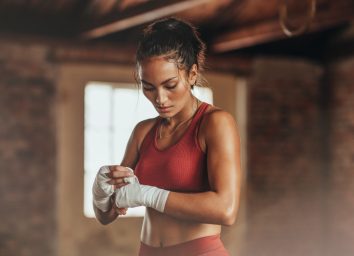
[0,0,353,59]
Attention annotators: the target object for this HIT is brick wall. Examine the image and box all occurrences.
[327,57,354,256]
[245,57,327,256]
[0,42,57,256]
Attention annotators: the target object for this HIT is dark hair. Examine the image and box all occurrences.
[135,17,207,87]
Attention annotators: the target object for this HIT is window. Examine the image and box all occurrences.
[84,81,213,217]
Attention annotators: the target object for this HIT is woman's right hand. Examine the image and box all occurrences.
[92,166,115,212]
[110,193,128,215]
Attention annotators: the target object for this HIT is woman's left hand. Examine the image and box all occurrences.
[107,165,134,189]
[107,165,134,215]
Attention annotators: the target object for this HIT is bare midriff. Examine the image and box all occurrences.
[140,208,221,248]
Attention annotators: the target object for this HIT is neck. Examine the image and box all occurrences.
[165,96,199,126]
[159,97,200,139]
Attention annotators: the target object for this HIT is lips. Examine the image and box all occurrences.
[156,106,172,113]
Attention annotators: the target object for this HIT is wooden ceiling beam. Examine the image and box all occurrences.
[80,0,213,40]
[211,3,354,53]
[51,44,137,64]
[207,54,253,75]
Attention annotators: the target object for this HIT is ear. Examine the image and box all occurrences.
[188,64,198,86]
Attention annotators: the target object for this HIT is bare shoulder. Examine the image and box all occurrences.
[133,117,159,149]
[198,105,238,151]
[202,105,237,133]
[134,117,158,132]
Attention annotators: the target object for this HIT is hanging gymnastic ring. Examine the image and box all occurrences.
[279,0,316,37]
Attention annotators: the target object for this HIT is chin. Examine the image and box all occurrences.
[159,113,172,118]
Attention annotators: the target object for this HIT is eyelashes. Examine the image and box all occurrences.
[143,88,154,91]
[166,84,177,90]
[143,84,177,91]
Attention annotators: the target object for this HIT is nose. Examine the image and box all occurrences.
[155,89,167,106]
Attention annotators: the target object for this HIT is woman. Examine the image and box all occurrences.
[92,17,241,255]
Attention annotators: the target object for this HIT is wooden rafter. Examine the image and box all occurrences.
[80,0,213,40]
[211,2,354,53]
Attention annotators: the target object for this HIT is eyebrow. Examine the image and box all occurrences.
[141,77,177,87]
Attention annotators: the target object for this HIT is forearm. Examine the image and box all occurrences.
[114,178,238,226]
[163,190,239,226]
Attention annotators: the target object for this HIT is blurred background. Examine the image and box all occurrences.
[0,0,353,255]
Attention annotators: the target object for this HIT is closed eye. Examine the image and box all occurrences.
[143,86,155,91]
[142,83,155,91]
[165,84,177,90]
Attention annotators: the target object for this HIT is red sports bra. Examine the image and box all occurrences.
[135,102,210,192]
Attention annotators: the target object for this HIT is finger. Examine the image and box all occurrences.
[113,204,126,214]
[110,170,134,179]
[117,208,127,215]
[112,165,134,174]
[109,178,133,186]
[108,165,131,173]
[114,183,129,189]
[107,178,125,185]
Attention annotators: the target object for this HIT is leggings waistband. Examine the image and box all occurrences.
[138,234,229,256]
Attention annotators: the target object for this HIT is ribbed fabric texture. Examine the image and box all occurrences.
[138,235,229,256]
[135,102,210,192]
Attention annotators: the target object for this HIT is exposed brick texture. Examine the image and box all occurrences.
[327,57,354,256]
[0,42,57,256]
[245,56,354,256]
[246,58,327,256]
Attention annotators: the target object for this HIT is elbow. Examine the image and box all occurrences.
[217,188,241,226]
[221,210,236,226]
[219,200,238,226]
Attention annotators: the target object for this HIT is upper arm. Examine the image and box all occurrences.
[204,110,242,203]
[120,118,157,169]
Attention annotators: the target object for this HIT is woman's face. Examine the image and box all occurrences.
[138,56,197,118]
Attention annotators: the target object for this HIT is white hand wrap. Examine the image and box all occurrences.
[123,167,135,183]
[92,166,114,212]
[115,175,170,213]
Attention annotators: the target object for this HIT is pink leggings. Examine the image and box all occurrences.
[138,235,229,256]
